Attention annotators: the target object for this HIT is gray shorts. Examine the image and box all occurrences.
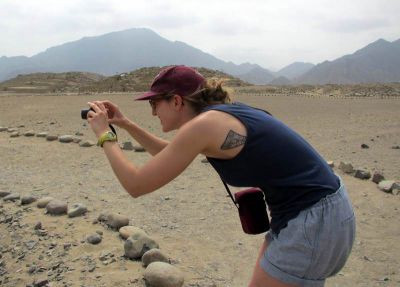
[260,177,356,287]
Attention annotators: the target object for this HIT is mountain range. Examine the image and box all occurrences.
[0,28,399,84]
[296,39,400,84]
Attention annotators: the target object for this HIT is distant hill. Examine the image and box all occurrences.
[80,66,249,93]
[297,39,400,84]
[0,67,249,93]
[235,82,400,97]
[0,28,272,83]
[268,76,291,85]
[276,62,314,80]
[237,66,275,84]
[0,72,104,93]
[0,56,42,82]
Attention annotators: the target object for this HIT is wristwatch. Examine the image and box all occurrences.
[97,131,118,147]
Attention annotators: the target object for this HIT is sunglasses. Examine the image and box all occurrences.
[148,94,174,110]
[148,99,158,110]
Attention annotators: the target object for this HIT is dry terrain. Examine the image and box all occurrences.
[0,90,399,287]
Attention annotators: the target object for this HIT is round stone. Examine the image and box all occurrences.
[46,135,58,141]
[36,132,48,138]
[0,191,11,198]
[37,197,54,208]
[59,135,74,143]
[79,140,95,147]
[21,195,37,205]
[121,141,134,151]
[86,234,102,245]
[46,200,68,215]
[144,262,184,287]
[3,193,20,202]
[24,131,35,137]
[378,180,395,193]
[119,226,147,240]
[142,249,169,267]
[68,203,88,218]
[106,213,129,230]
[124,233,159,259]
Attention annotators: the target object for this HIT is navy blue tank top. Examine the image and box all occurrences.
[203,102,339,233]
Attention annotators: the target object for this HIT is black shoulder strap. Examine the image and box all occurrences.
[221,179,239,209]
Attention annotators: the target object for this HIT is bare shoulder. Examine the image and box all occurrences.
[180,109,247,158]
[175,111,223,142]
[190,109,239,126]
[167,111,221,152]
[183,110,239,135]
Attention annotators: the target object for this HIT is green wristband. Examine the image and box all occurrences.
[97,131,117,147]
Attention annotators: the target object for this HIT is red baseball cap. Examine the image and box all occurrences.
[135,65,206,100]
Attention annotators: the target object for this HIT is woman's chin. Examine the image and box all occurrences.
[162,124,176,133]
[161,125,170,133]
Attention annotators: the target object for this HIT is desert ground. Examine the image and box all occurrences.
[0,91,399,287]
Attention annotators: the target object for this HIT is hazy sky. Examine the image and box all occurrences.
[1,0,399,70]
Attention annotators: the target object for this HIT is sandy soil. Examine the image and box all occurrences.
[0,92,399,287]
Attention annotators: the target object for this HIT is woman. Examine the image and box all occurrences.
[87,65,355,287]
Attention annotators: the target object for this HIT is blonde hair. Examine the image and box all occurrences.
[184,80,232,113]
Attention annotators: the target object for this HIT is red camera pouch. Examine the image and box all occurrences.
[234,188,270,234]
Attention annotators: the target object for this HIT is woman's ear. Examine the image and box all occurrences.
[173,95,185,110]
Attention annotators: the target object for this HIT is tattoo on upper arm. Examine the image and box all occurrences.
[220,130,247,150]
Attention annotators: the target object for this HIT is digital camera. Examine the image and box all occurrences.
[81,108,94,120]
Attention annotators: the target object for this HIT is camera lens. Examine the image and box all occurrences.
[81,108,94,119]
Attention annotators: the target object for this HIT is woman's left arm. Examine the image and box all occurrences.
[101,119,210,198]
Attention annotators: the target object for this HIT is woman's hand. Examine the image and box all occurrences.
[100,100,129,128]
[87,102,111,138]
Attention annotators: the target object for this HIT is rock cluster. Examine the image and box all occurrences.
[337,161,399,195]
[0,126,146,151]
[378,180,400,195]
[0,193,184,287]
[204,157,399,195]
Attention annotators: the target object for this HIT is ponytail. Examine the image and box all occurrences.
[184,80,232,113]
